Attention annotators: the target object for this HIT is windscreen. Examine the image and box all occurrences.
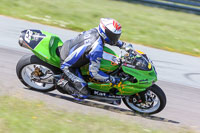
[124,52,152,71]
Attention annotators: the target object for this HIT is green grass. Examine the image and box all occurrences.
[0,96,194,133]
[0,0,200,56]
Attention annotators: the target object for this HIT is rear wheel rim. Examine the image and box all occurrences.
[125,90,160,113]
[21,64,54,90]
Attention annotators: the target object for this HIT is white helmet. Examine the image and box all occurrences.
[98,18,122,45]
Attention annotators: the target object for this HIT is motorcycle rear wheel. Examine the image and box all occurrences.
[123,84,166,114]
[16,54,62,92]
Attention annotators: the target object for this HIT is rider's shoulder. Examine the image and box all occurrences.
[83,28,100,40]
[86,28,99,35]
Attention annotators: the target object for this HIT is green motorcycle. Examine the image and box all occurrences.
[16,29,166,114]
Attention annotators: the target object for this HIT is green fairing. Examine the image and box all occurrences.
[32,31,63,67]
[81,51,157,95]
[121,66,157,94]
[31,30,157,96]
[87,66,157,95]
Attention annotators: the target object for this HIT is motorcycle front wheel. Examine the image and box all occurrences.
[123,84,166,114]
[16,54,62,92]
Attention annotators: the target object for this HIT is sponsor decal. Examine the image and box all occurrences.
[93,90,122,98]
[23,30,46,49]
[24,30,33,43]
[94,91,107,96]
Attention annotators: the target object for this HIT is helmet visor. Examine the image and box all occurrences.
[105,28,121,45]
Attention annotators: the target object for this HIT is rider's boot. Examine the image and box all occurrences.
[58,68,90,100]
[70,83,90,100]
[57,78,89,100]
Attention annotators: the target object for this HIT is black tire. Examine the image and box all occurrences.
[16,54,62,92]
[123,84,167,115]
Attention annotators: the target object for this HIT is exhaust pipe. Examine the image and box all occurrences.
[18,35,30,49]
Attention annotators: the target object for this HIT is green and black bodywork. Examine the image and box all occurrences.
[17,29,166,114]
[19,29,157,95]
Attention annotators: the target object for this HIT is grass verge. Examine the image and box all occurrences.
[0,0,200,56]
[0,96,195,133]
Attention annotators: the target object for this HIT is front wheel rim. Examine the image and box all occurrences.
[125,90,160,114]
[21,64,54,90]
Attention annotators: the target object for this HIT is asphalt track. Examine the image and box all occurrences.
[0,15,200,131]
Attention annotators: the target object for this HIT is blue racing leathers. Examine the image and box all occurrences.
[59,28,125,93]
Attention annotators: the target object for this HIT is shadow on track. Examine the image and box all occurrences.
[25,87,179,124]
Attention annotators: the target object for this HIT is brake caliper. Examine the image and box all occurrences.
[32,67,43,77]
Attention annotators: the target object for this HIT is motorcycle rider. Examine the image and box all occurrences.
[58,18,134,99]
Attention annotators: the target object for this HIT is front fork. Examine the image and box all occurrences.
[130,89,149,104]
